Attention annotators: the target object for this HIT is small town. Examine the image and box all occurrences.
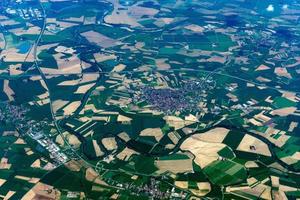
[0,0,299,199]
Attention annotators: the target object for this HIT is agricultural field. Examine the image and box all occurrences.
[0,0,300,199]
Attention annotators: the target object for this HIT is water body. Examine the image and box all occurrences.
[17,41,31,54]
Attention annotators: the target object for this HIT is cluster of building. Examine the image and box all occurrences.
[0,102,68,166]
[29,129,68,165]
[0,102,28,127]
[5,6,43,20]
[104,176,187,199]
[137,78,215,114]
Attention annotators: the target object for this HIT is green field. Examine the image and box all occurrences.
[203,160,247,185]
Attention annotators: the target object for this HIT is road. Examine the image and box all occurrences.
[33,0,94,167]
[25,1,300,198]
[0,67,298,95]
